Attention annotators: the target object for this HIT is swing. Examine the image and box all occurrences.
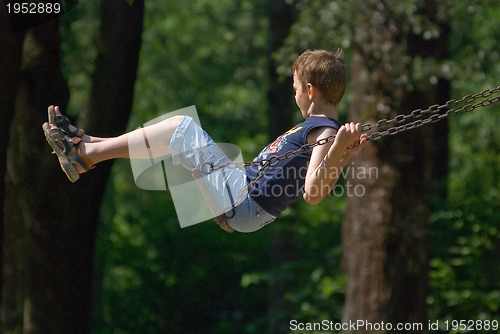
[195,86,500,232]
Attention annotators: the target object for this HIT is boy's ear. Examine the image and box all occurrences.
[306,83,317,100]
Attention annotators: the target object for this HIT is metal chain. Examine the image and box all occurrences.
[201,86,500,209]
[364,85,500,140]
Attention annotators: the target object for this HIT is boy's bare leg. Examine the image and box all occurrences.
[82,115,183,163]
[48,111,184,174]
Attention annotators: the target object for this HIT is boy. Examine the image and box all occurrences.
[43,49,366,233]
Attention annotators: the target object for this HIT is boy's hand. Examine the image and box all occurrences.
[334,122,364,150]
[344,133,367,157]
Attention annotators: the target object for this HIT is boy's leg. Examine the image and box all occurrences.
[82,115,183,164]
[46,112,184,174]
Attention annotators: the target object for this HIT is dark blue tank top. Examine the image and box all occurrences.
[245,116,341,216]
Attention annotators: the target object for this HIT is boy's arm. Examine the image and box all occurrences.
[303,123,366,205]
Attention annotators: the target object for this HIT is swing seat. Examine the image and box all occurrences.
[192,168,235,233]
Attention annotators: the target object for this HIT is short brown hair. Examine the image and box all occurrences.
[290,49,346,105]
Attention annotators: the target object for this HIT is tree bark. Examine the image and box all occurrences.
[341,2,450,332]
[2,17,70,333]
[265,1,296,333]
[0,4,25,309]
[1,0,144,332]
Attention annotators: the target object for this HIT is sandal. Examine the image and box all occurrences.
[47,105,85,139]
[42,122,94,182]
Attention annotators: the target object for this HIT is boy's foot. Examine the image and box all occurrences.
[47,105,88,141]
[42,122,94,182]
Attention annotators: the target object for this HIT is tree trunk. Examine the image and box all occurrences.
[0,4,25,309]
[1,0,144,332]
[2,17,71,333]
[266,1,296,333]
[341,2,450,332]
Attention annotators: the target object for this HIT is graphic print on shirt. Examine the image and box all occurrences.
[256,126,303,161]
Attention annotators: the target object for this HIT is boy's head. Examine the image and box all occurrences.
[290,49,346,106]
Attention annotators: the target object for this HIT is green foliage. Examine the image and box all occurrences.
[132,1,270,153]
[59,0,99,118]
[448,1,500,90]
[429,98,500,330]
[426,1,500,330]
[94,160,276,333]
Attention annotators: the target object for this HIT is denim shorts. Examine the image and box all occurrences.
[169,116,275,233]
